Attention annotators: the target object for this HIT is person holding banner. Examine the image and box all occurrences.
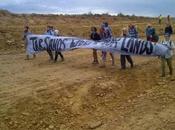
[90,27,101,64]
[44,26,55,61]
[120,27,134,69]
[100,22,115,67]
[146,24,153,41]
[54,30,64,62]
[128,24,138,38]
[23,26,36,60]
[146,27,159,43]
[160,33,175,77]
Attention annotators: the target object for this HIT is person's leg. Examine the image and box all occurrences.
[92,49,98,64]
[24,41,29,60]
[59,52,64,61]
[54,51,64,62]
[101,51,107,67]
[47,49,53,60]
[167,58,173,75]
[25,55,29,60]
[110,53,115,66]
[126,55,134,68]
[120,55,126,69]
[54,51,59,62]
[33,54,36,58]
[161,58,166,77]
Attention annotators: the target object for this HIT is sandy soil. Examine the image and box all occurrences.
[0,48,175,130]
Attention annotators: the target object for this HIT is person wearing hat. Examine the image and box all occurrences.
[160,33,175,77]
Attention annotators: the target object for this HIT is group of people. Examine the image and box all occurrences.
[90,20,174,77]
[23,25,64,62]
[90,22,136,69]
[158,15,171,25]
[23,16,175,77]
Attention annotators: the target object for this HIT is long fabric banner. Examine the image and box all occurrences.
[27,35,168,56]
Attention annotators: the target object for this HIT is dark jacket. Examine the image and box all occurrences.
[90,32,101,41]
[165,25,173,35]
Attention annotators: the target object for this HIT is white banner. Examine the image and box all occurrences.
[27,35,168,56]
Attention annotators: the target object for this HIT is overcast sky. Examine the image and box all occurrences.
[0,0,174,16]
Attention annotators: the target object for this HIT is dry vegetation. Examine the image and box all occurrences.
[0,10,174,50]
[0,10,175,130]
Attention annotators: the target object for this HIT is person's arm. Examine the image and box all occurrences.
[109,27,113,37]
[97,33,101,40]
[145,28,148,37]
[22,33,26,40]
[171,42,175,55]
[170,26,173,34]
[90,33,93,40]
[135,29,138,38]
[171,41,175,49]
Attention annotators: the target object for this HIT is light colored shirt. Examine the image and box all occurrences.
[161,40,175,59]
[23,31,32,40]
[44,30,55,36]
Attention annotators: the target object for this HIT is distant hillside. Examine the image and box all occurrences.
[0,9,174,51]
[0,9,13,16]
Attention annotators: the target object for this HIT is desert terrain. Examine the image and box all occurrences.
[0,10,175,130]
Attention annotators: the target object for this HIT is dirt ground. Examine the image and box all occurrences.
[0,10,175,130]
[0,46,175,130]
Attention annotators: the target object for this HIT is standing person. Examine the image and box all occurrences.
[23,26,36,60]
[90,27,101,64]
[145,24,153,41]
[54,30,64,62]
[128,23,138,38]
[160,33,175,77]
[167,15,171,24]
[165,23,173,36]
[158,15,163,25]
[146,27,159,43]
[45,26,55,36]
[44,25,55,61]
[100,22,115,67]
[120,28,134,69]
[151,28,159,43]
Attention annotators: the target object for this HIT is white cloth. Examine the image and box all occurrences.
[162,40,175,58]
[26,35,169,57]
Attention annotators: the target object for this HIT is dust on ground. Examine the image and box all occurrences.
[0,48,175,130]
